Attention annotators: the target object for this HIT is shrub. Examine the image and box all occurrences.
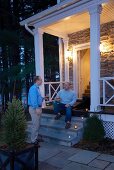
[83,115,105,142]
[3,98,27,150]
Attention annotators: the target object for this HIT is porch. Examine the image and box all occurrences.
[43,79,114,113]
[20,0,114,112]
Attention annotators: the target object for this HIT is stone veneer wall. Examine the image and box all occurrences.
[68,21,114,81]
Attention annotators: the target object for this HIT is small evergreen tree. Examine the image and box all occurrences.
[3,98,27,150]
[83,115,105,142]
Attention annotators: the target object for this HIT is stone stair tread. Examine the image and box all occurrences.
[39,127,78,142]
[40,119,83,131]
[41,113,86,122]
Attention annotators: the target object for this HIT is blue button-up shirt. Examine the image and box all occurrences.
[28,84,43,109]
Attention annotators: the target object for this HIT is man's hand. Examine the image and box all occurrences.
[55,97,61,102]
[65,104,70,107]
[36,108,42,115]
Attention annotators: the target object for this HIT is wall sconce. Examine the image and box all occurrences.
[66,49,73,62]
[99,42,113,54]
[100,43,108,53]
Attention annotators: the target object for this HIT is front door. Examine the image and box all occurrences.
[77,48,90,98]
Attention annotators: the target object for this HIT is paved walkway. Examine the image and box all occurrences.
[38,142,114,170]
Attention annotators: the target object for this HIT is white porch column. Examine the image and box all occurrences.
[57,0,61,4]
[73,47,78,98]
[89,5,102,112]
[63,38,69,82]
[34,28,45,99]
[59,38,63,87]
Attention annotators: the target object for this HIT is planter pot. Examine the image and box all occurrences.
[0,143,38,170]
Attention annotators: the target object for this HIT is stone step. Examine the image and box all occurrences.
[41,113,86,123]
[85,89,90,93]
[26,113,85,146]
[40,119,83,131]
[87,84,90,88]
[83,93,90,97]
[26,126,83,147]
[38,127,83,146]
[27,118,83,133]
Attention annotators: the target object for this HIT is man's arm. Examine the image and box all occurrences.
[68,92,77,106]
[55,91,61,101]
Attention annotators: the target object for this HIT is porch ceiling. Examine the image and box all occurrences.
[43,0,114,36]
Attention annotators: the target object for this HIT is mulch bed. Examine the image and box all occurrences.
[74,138,114,155]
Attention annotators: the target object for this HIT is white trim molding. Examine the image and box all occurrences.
[63,38,69,82]
[20,0,108,28]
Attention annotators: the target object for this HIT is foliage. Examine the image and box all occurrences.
[0,0,58,109]
[83,115,105,142]
[3,98,27,150]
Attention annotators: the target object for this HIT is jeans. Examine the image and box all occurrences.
[53,101,72,122]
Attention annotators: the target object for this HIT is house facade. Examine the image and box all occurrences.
[20,0,114,113]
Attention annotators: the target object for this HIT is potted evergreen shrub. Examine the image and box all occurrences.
[0,98,38,170]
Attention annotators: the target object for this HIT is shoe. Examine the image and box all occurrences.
[65,122,71,129]
[37,138,44,142]
[55,114,62,120]
[32,140,40,147]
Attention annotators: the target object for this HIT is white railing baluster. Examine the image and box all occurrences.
[103,79,105,105]
[105,95,114,105]
[105,80,114,90]
[49,84,51,100]
[44,81,64,102]
[51,84,60,100]
[100,77,114,107]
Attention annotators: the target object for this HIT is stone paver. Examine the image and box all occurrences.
[39,162,60,170]
[39,147,61,161]
[97,154,114,163]
[61,162,101,170]
[60,147,82,154]
[46,151,74,168]
[68,150,100,164]
[88,159,110,169]
[39,142,114,170]
[105,163,114,170]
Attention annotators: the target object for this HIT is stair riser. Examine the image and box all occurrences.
[27,122,84,133]
[26,127,82,138]
[40,136,72,147]
[85,90,90,93]
[38,133,83,147]
[41,116,86,123]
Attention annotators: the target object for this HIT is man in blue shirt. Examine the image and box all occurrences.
[53,82,76,129]
[28,76,43,144]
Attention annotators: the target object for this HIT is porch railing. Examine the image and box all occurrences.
[100,77,114,106]
[44,82,64,102]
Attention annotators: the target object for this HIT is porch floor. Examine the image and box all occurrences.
[43,105,114,116]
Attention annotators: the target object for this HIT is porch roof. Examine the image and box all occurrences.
[20,0,114,38]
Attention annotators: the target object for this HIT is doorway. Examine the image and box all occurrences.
[77,48,90,98]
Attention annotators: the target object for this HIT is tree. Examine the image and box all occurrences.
[0,0,58,110]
